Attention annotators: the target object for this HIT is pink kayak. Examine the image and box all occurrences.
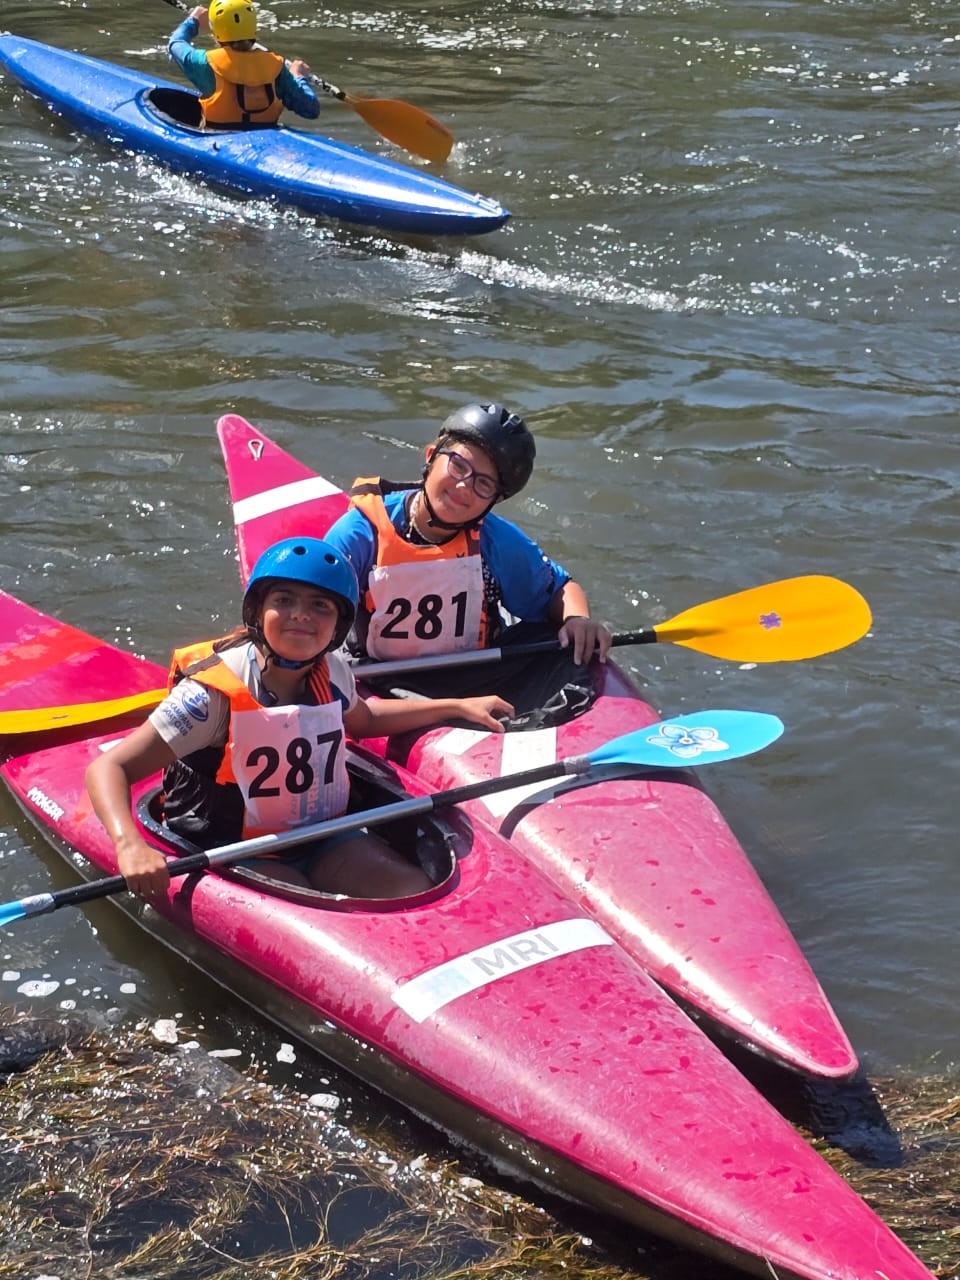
[216,412,857,1080]
[0,587,936,1280]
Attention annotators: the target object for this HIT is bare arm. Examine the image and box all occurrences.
[85,721,178,899]
[550,580,613,665]
[344,692,514,740]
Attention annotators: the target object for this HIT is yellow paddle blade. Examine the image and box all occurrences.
[0,687,165,735]
[657,575,872,662]
[0,575,869,736]
[343,93,454,163]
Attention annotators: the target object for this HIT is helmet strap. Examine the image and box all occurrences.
[248,624,324,671]
[417,459,495,533]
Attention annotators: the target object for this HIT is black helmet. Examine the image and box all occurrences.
[437,403,535,500]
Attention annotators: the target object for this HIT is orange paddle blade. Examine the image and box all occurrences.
[657,575,872,663]
[0,687,165,735]
[343,93,454,163]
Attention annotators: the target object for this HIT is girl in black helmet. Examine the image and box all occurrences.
[324,404,612,714]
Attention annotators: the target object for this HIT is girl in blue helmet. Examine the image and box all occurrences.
[85,538,511,901]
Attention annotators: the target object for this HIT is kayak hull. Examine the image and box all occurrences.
[0,36,510,236]
[0,590,935,1280]
[216,413,858,1080]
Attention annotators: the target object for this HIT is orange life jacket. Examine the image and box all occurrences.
[201,47,285,128]
[348,478,495,657]
[163,639,343,844]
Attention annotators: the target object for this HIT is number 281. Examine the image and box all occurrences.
[380,591,469,640]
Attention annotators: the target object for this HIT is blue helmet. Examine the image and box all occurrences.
[243,537,358,653]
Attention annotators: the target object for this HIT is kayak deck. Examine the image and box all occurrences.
[0,590,937,1279]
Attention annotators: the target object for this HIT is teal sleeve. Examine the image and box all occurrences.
[167,18,216,96]
[275,65,321,119]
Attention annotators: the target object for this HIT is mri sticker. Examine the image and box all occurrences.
[393,918,613,1023]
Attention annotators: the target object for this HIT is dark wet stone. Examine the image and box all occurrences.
[0,1009,94,1076]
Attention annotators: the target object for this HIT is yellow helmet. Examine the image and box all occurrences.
[208,0,257,43]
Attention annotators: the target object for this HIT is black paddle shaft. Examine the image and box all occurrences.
[354,631,658,681]
[21,754,593,917]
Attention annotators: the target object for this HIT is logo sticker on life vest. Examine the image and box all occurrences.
[645,722,729,760]
[392,918,613,1023]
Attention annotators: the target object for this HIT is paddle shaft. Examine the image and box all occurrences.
[8,754,589,922]
[360,631,658,681]
[308,74,348,103]
[2,708,784,925]
[359,574,871,680]
[0,574,869,734]
[0,630,654,733]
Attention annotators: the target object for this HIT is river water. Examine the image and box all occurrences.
[1,0,958,1267]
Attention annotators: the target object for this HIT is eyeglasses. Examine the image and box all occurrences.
[437,449,501,501]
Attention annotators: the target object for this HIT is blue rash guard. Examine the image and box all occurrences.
[168,17,321,120]
[324,487,571,631]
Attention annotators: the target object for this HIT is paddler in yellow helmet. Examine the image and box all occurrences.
[168,0,321,129]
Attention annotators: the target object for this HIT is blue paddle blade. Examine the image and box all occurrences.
[585,710,785,770]
[0,891,55,927]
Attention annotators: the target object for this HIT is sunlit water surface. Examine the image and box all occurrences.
[2,0,959,1268]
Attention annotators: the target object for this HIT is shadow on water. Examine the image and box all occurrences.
[715,1032,906,1167]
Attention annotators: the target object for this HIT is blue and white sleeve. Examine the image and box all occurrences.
[480,515,571,623]
[148,681,230,756]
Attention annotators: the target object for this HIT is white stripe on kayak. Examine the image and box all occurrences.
[482,726,558,818]
[392,917,613,1023]
[232,476,341,527]
[427,727,491,757]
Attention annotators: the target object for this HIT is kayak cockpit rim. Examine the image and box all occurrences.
[140,87,287,136]
[141,86,204,132]
[135,749,462,911]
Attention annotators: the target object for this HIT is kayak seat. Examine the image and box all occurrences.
[144,87,205,132]
[135,748,462,910]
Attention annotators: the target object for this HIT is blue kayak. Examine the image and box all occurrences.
[0,35,510,237]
